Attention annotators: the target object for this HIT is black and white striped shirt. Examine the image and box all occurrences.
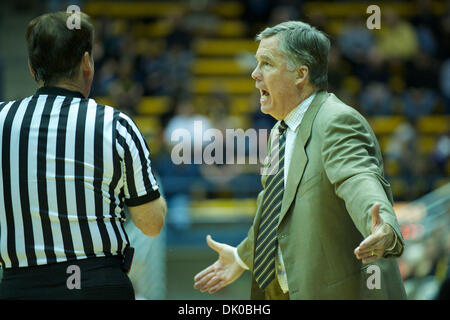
[0,86,160,269]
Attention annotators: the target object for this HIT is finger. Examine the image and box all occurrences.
[194,264,216,282]
[356,246,382,260]
[206,235,224,254]
[354,247,361,258]
[209,280,226,294]
[200,275,221,293]
[370,203,381,230]
[362,253,380,264]
[194,270,216,289]
[355,238,384,258]
[355,249,370,260]
[202,275,222,292]
[358,235,384,252]
[359,249,380,261]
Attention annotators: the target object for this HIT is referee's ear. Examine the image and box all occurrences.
[81,52,94,74]
[80,51,94,97]
[28,59,39,83]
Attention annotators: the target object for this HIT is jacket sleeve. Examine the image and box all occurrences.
[321,110,404,257]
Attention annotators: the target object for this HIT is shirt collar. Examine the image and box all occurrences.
[283,92,317,132]
[35,86,85,99]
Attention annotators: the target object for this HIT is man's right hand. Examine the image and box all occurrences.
[193,235,246,294]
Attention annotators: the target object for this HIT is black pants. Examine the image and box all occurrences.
[0,256,135,300]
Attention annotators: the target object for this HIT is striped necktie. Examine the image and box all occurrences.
[254,120,288,290]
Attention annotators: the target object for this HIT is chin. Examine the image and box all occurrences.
[260,103,271,114]
[260,104,280,120]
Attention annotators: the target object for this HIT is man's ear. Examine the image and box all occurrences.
[295,65,309,86]
[28,60,38,82]
[81,51,93,74]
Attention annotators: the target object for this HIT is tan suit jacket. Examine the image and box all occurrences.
[237,91,407,299]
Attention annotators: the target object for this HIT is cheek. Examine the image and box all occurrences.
[271,80,295,103]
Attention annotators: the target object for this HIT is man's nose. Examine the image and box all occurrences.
[251,66,261,81]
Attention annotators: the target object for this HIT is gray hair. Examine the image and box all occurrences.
[256,21,330,91]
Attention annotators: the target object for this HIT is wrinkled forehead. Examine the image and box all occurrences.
[254,35,284,61]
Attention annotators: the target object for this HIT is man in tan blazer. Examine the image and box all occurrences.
[194,21,406,299]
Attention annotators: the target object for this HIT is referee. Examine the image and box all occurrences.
[0,11,166,299]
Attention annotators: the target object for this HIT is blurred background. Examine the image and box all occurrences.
[0,0,449,300]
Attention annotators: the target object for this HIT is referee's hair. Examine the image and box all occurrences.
[26,11,94,86]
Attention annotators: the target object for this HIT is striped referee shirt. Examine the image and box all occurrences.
[0,86,160,269]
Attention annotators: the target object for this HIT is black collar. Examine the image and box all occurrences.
[35,86,85,99]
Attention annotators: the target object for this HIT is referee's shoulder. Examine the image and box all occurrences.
[89,98,124,117]
[91,98,138,130]
[0,97,22,109]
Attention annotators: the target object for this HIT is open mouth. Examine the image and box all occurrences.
[261,89,269,96]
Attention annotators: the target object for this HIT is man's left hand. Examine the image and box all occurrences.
[354,203,395,264]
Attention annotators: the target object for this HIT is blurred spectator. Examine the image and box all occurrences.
[411,0,439,55]
[91,57,117,97]
[327,46,350,94]
[242,0,276,35]
[183,0,221,37]
[136,41,167,96]
[155,98,213,225]
[386,121,419,176]
[357,49,390,87]
[432,134,450,174]
[199,95,246,197]
[412,0,440,33]
[337,15,374,65]
[99,18,129,61]
[359,82,394,117]
[268,4,300,26]
[440,58,450,112]
[108,59,143,116]
[45,0,83,12]
[164,99,213,150]
[385,120,433,199]
[305,9,327,33]
[436,11,450,59]
[160,44,194,97]
[164,9,193,52]
[376,9,419,61]
[153,143,205,200]
[405,52,439,90]
[402,87,437,121]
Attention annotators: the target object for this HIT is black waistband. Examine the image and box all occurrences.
[2,256,122,278]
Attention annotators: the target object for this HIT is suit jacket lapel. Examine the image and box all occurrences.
[278,91,329,225]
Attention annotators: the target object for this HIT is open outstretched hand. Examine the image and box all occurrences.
[193,235,245,294]
[354,203,396,264]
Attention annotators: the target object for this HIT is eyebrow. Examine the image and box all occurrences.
[255,54,274,62]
